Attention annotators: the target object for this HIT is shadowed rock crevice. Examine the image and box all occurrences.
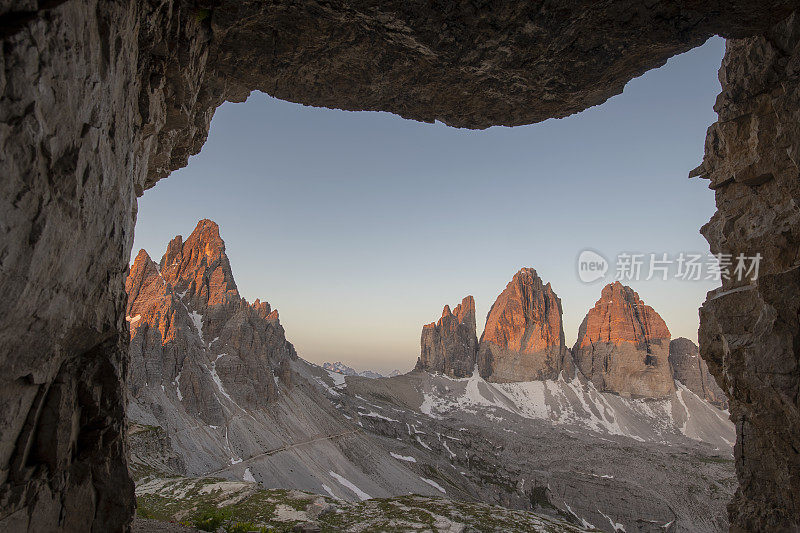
[0,1,798,530]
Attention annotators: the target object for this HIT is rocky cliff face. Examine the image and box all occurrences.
[416,296,478,378]
[669,338,728,409]
[573,282,674,399]
[478,269,569,382]
[694,13,800,530]
[126,219,295,424]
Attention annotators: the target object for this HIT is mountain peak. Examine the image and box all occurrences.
[478,268,568,382]
[669,337,728,408]
[452,296,475,326]
[322,361,383,379]
[416,295,478,378]
[584,282,670,345]
[573,283,674,398]
[158,219,239,311]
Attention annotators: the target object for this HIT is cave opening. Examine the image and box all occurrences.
[2,2,798,531]
[125,37,736,530]
[132,38,725,376]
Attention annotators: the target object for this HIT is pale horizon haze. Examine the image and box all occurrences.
[132,38,725,375]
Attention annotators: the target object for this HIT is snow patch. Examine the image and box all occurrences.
[598,509,626,532]
[390,452,417,463]
[315,377,341,397]
[329,471,371,500]
[564,502,595,530]
[420,477,446,494]
[173,371,183,401]
[189,310,204,344]
[321,483,339,500]
[326,370,347,387]
[442,440,456,459]
[206,354,242,411]
[359,411,399,422]
[242,468,256,482]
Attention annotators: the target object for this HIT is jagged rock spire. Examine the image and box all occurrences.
[416,296,478,378]
[478,268,570,382]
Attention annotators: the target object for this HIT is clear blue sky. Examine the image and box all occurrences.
[133,37,725,374]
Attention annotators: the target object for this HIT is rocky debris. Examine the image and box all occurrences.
[127,425,186,481]
[573,282,675,399]
[669,338,728,409]
[341,371,736,533]
[694,13,800,530]
[478,269,570,382]
[0,0,796,529]
[416,296,478,378]
[135,475,592,532]
[132,518,199,533]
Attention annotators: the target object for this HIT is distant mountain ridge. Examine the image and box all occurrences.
[322,361,401,379]
[416,269,728,407]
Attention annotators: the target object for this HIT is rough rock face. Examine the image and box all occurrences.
[416,296,478,378]
[0,1,796,530]
[669,338,728,409]
[478,269,569,382]
[694,13,800,530]
[573,282,675,399]
[126,219,295,424]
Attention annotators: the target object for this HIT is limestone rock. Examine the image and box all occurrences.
[669,338,728,409]
[478,269,569,382]
[126,220,295,424]
[280,358,294,389]
[416,296,478,378]
[573,282,675,398]
[695,13,800,529]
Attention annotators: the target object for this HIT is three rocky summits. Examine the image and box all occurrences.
[131,219,724,411]
[416,268,726,404]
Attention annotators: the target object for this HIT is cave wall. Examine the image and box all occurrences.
[0,1,212,530]
[0,1,796,531]
[697,14,800,531]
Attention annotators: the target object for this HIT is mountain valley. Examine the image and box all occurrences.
[127,220,735,532]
